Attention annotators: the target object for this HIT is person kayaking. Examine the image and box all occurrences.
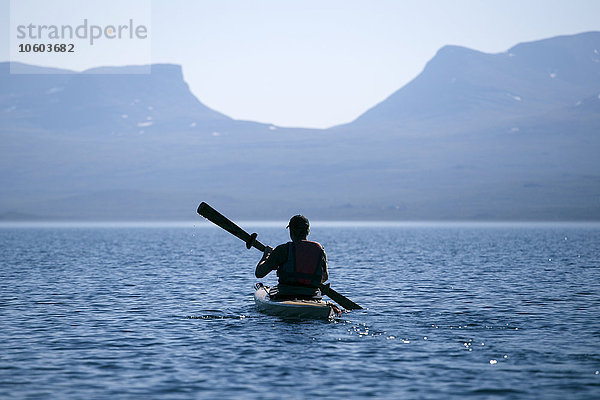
[255,214,328,300]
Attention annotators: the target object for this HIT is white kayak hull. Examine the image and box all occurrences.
[253,283,334,319]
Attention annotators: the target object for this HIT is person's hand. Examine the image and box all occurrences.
[261,246,273,261]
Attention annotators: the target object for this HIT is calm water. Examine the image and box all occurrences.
[1,222,599,399]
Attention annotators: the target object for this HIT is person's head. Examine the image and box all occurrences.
[287,214,309,241]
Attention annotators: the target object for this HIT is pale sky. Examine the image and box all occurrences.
[2,0,600,128]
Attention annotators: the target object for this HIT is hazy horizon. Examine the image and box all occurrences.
[2,220,599,229]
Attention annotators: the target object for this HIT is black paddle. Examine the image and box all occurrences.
[197,202,362,310]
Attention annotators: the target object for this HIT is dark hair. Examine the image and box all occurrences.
[287,214,309,230]
[288,215,309,240]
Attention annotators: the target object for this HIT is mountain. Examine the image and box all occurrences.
[1,32,599,221]
[0,62,245,134]
[325,31,600,220]
[345,31,600,133]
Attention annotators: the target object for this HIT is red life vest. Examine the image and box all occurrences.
[278,240,324,288]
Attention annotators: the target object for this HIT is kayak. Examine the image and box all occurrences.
[253,283,336,319]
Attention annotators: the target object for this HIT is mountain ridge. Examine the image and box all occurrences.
[345,31,600,135]
[0,61,235,135]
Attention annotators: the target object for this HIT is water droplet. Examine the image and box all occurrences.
[490,359,498,365]
[423,336,428,340]
[595,370,599,375]
[503,355,508,359]
[481,343,485,346]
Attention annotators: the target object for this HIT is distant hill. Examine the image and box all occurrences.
[345,31,600,134]
[0,62,245,134]
[0,32,599,221]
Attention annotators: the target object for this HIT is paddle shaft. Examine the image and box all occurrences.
[196,202,362,310]
[197,202,266,252]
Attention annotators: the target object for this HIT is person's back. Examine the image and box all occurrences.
[255,215,328,299]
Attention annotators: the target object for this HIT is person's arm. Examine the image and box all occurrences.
[255,246,274,278]
[255,244,287,278]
